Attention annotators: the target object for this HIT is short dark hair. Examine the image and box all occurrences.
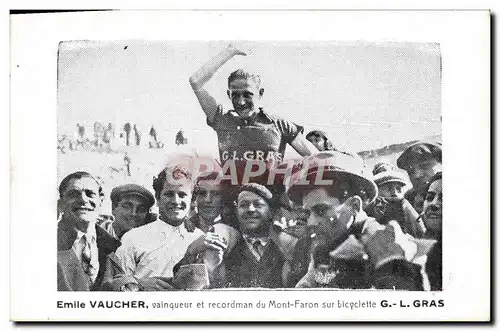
[425,172,442,193]
[152,166,194,200]
[228,69,262,89]
[58,171,104,199]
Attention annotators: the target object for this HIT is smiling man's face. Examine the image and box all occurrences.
[158,180,193,226]
[423,178,442,236]
[227,78,262,119]
[59,176,101,228]
[237,191,272,236]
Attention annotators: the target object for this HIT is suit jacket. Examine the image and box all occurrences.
[57,222,125,291]
[217,236,286,288]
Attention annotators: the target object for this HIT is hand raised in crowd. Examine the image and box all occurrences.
[186,232,228,256]
[362,220,417,269]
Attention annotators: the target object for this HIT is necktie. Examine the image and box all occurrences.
[81,235,97,282]
[252,239,263,258]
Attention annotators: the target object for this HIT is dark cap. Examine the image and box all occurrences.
[397,141,442,171]
[110,184,155,209]
[238,183,274,207]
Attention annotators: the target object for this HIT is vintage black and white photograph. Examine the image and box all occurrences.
[10,10,490,321]
[56,40,442,291]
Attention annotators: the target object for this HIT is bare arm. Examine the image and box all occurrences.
[189,44,248,123]
[290,133,317,156]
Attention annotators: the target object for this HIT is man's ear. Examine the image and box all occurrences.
[259,88,264,98]
[227,90,231,99]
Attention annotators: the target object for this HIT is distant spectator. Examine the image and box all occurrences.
[397,141,442,214]
[133,124,141,147]
[149,125,157,142]
[124,153,131,177]
[76,124,86,149]
[94,122,104,148]
[175,129,188,146]
[77,123,85,138]
[124,123,131,146]
[102,129,111,150]
[149,125,158,148]
[107,123,115,138]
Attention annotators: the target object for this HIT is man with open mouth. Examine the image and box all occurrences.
[188,42,317,228]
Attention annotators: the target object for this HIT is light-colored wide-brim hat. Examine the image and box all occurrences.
[287,151,378,205]
[373,170,407,187]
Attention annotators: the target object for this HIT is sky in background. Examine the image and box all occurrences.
[57,40,441,158]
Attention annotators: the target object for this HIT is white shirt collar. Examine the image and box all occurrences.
[75,222,97,242]
[243,234,270,247]
[156,219,186,234]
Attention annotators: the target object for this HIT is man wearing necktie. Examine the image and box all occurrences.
[57,171,131,291]
[215,183,287,288]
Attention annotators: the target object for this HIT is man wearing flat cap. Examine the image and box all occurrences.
[209,183,292,288]
[99,184,156,240]
[397,141,442,214]
[286,151,430,290]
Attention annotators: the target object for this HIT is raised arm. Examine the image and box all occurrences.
[189,44,249,123]
[290,133,317,156]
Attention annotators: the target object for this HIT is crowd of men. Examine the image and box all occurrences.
[57,43,442,291]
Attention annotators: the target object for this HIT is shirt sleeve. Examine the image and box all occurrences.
[114,231,137,276]
[206,104,224,129]
[275,117,304,144]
